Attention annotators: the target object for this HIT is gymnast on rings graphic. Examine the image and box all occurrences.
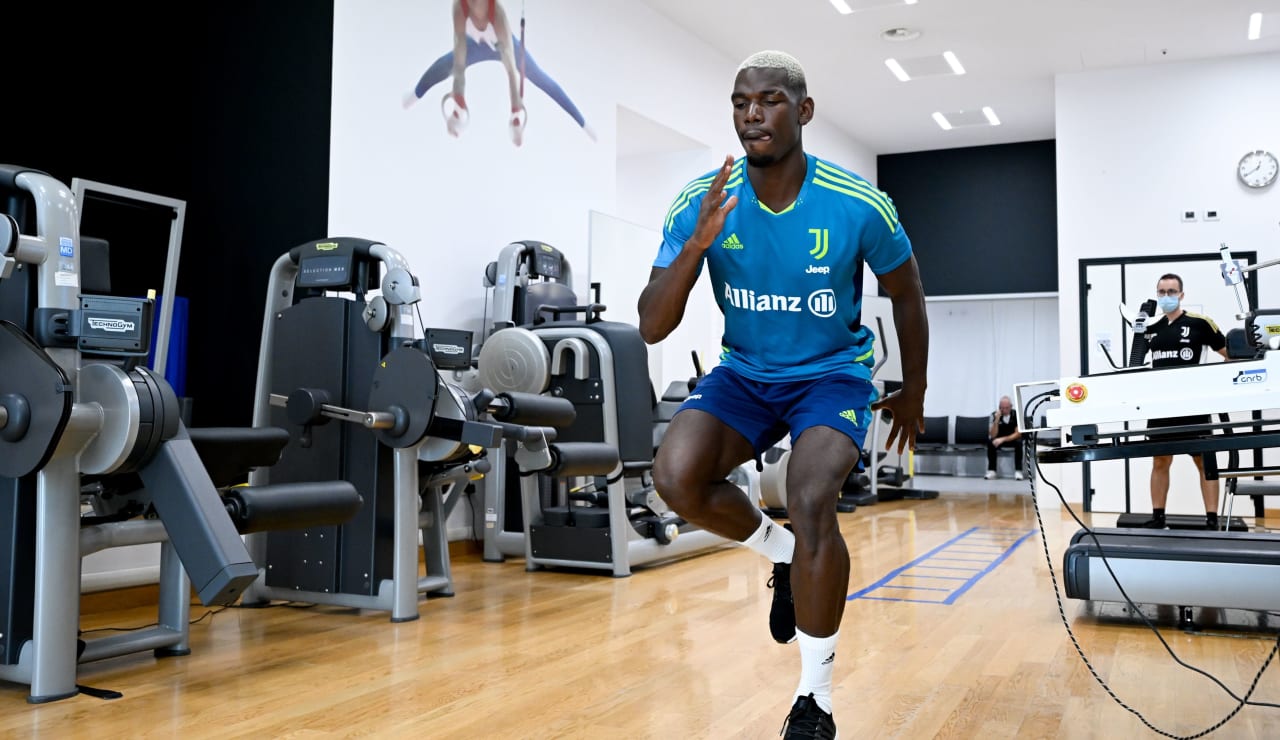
[404,0,595,146]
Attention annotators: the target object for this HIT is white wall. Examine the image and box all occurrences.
[925,296,1059,419]
[1052,51,1280,509]
[329,0,878,540]
[329,0,876,342]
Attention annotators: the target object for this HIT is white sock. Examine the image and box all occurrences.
[741,515,794,564]
[795,628,838,714]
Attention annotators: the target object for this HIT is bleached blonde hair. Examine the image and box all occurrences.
[736,50,807,99]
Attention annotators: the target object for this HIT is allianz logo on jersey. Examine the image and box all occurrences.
[723,283,838,318]
[1152,348,1195,362]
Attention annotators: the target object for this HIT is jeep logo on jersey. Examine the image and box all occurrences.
[806,265,830,275]
[808,289,837,318]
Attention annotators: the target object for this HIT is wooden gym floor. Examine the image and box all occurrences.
[1,491,1278,739]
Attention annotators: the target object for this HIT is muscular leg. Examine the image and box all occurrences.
[784,426,858,637]
[1150,455,1173,509]
[650,409,760,541]
[1190,455,1220,514]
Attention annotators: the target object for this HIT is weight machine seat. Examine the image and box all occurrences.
[540,318,655,468]
[521,281,577,327]
[188,426,290,488]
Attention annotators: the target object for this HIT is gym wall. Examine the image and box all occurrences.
[1051,50,1280,509]
[327,0,877,376]
[876,140,1059,298]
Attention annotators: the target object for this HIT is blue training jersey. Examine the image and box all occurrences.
[653,153,912,383]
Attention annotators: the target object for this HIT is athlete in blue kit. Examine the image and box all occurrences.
[638,51,928,739]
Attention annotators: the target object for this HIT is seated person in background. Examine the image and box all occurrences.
[985,396,1023,481]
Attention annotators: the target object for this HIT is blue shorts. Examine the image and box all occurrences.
[676,365,878,457]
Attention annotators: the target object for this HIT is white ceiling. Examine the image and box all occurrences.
[640,0,1280,155]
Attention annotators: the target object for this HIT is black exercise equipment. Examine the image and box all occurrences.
[0,167,360,703]
[243,237,598,618]
[476,241,730,575]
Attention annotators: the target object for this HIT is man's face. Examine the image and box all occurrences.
[1156,278,1183,302]
[999,400,1012,414]
[731,67,812,167]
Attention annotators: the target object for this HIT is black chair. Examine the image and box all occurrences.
[917,416,950,448]
[953,416,991,448]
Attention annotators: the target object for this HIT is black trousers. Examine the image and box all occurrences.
[986,439,1023,471]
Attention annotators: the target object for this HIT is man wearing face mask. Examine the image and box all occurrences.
[1142,273,1228,530]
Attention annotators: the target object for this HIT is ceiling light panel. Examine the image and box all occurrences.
[894,53,964,79]
[884,58,911,81]
[934,109,1001,129]
[942,50,966,75]
[931,112,952,131]
[830,0,919,12]
[1248,12,1263,41]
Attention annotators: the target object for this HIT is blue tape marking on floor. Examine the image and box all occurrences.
[876,585,951,592]
[849,527,1037,604]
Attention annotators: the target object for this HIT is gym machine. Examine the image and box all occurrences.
[0,165,361,703]
[1031,241,1280,615]
[475,241,733,576]
[243,238,613,618]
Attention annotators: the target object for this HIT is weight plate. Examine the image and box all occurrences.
[368,347,439,448]
[476,327,549,395]
[78,363,141,475]
[0,321,72,478]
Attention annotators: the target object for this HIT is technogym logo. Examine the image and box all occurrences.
[839,409,860,426]
[721,233,744,250]
[87,318,135,333]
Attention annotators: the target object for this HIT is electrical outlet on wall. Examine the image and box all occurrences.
[1204,209,1220,221]
[1181,210,1196,222]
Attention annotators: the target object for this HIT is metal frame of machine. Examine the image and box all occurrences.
[476,241,732,576]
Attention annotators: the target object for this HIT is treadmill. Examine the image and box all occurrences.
[1062,527,1280,611]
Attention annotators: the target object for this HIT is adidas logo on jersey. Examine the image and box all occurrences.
[839,409,860,426]
[721,233,744,250]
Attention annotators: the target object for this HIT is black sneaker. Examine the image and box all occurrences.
[1205,513,1220,531]
[767,523,795,644]
[779,693,836,739]
[1142,514,1167,529]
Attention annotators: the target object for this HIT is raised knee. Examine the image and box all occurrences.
[651,458,702,514]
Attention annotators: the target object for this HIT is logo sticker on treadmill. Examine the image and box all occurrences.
[1233,369,1267,385]
[1065,382,1087,403]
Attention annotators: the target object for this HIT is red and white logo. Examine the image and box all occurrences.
[1065,383,1088,403]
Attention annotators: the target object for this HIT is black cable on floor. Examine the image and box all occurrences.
[1024,394,1279,738]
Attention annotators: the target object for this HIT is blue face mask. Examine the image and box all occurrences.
[1157,295,1180,314]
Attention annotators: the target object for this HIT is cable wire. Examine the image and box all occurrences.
[1023,393,1279,738]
